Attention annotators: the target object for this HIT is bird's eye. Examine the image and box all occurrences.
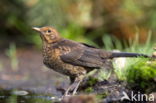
[47,30,51,33]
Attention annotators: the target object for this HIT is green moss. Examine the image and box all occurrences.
[96,92,108,99]
[126,59,156,91]
[84,77,98,93]
[85,87,94,93]
[87,77,99,86]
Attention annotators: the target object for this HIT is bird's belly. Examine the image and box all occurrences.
[43,57,86,77]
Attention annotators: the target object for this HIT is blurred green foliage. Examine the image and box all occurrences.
[0,0,156,49]
[5,43,19,71]
[6,94,17,103]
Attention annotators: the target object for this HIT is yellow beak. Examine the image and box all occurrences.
[32,27,41,32]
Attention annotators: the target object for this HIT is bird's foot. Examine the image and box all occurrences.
[63,80,81,97]
[72,80,81,95]
[62,94,71,100]
[63,76,84,99]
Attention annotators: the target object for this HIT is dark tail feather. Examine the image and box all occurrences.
[110,52,150,58]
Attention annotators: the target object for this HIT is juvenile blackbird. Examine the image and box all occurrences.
[33,26,149,96]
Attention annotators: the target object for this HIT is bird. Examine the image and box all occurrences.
[32,26,150,96]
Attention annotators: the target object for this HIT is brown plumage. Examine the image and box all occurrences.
[32,26,149,96]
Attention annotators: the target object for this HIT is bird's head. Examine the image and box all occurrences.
[32,26,61,43]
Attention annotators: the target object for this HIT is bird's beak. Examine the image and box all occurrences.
[32,27,41,32]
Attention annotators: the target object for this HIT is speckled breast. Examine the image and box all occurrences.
[42,45,86,77]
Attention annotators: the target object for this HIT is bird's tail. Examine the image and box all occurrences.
[109,52,150,59]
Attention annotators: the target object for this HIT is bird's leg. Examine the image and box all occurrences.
[63,77,75,96]
[72,78,83,95]
[64,79,80,96]
[64,75,84,96]
[64,84,74,96]
[71,75,84,95]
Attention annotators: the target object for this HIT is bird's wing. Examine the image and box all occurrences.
[60,46,105,68]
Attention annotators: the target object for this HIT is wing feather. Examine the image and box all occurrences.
[60,47,104,68]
